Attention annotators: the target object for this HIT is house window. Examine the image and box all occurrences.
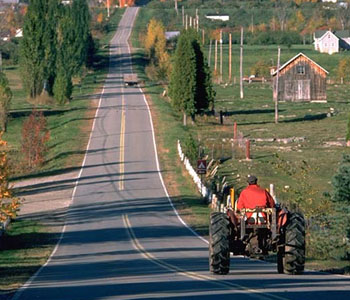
[297,65,305,75]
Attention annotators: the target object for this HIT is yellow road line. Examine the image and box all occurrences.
[122,214,289,300]
[119,89,125,190]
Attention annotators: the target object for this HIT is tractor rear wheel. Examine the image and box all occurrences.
[209,212,230,274]
[283,212,305,275]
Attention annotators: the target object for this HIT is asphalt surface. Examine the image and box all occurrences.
[12,7,350,300]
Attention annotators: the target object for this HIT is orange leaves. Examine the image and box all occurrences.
[21,110,50,169]
[0,133,21,222]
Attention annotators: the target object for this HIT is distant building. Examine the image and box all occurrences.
[314,30,350,54]
[205,14,229,22]
[272,53,328,103]
[0,0,19,3]
[165,31,180,40]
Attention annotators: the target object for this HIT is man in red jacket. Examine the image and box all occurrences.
[237,175,275,217]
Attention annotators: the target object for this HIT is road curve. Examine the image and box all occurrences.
[13,7,350,300]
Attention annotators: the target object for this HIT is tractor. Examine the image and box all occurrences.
[209,191,306,275]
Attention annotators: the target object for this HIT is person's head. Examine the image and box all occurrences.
[247,175,258,185]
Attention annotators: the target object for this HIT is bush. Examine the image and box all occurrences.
[21,110,50,169]
[183,134,199,166]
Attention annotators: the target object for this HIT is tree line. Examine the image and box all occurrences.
[20,0,92,104]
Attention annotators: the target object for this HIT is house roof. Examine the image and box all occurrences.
[334,30,350,38]
[272,52,329,76]
[315,29,350,39]
[315,30,328,39]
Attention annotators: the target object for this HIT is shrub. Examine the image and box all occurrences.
[0,133,21,222]
[183,134,199,166]
[21,110,50,169]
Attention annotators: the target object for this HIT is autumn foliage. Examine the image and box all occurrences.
[21,110,50,169]
[0,133,20,223]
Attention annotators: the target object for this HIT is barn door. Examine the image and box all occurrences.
[297,80,310,101]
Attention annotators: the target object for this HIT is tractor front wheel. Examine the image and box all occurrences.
[209,212,230,275]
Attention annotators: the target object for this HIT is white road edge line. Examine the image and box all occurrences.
[11,60,108,300]
[125,7,208,245]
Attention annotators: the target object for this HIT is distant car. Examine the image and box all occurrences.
[123,74,138,87]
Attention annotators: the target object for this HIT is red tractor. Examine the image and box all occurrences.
[209,199,306,275]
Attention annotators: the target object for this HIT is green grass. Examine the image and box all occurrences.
[0,219,57,293]
[132,7,350,268]
[3,8,125,180]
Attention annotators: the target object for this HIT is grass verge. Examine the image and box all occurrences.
[0,220,57,295]
[0,8,125,294]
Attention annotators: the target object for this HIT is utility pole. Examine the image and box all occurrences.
[229,33,232,81]
[182,6,185,26]
[220,30,223,83]
[107,0,110,18]
[175,0,178,14]
[275,46,281,124]
[208,39,212,67]
[215,39,218,74]
[240,27,244,99]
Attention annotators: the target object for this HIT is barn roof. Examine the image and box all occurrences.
[272,52,329,76]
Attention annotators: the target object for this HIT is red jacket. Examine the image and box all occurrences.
[237,184,275,211]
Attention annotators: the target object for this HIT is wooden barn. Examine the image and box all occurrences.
[272,53,328,103]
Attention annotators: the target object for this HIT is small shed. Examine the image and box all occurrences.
[272,53,328,103]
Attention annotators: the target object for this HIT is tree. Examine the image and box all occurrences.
[337,0,350,30]
[0,134,20,223]
[71,0,91,75]
[21,110,50,169]
[144,18,171,80]
[332,154,350,204]
[19,0,48,99]
[0,72,12,132]
[337,58,350,83]
[169,29,214,125]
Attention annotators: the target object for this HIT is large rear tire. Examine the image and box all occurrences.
[209,212,230,274]
[283,212,305,275]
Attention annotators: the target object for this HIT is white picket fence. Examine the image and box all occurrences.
[177,140,212,200]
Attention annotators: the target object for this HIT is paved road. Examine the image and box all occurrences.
[13,7,350,300]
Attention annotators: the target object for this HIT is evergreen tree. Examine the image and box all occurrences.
[0,72,12,131]
[19,0,48,98]
[169,29,215,124]
[169,30,197,125]
[54,5,74,104]
[332,154,350,204]
[71,0,91,75]
[44,0,60,95]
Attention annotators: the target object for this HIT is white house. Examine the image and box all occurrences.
[314,30,350,54]
[205,14,229,22]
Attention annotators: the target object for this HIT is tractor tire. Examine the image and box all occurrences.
[209,212,230,275]
[283,212,306,275]
[277,247,284,274]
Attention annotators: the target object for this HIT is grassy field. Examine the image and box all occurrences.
[0,8,125,294]
[132,6,350,269]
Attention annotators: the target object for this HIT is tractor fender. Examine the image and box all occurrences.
[277,209,288,229]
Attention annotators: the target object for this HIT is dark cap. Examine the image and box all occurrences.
[247,175,258,184]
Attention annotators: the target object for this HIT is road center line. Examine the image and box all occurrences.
[119,90,125,191]
[122,214,289,300]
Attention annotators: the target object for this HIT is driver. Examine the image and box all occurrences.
[237,175,275,215]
